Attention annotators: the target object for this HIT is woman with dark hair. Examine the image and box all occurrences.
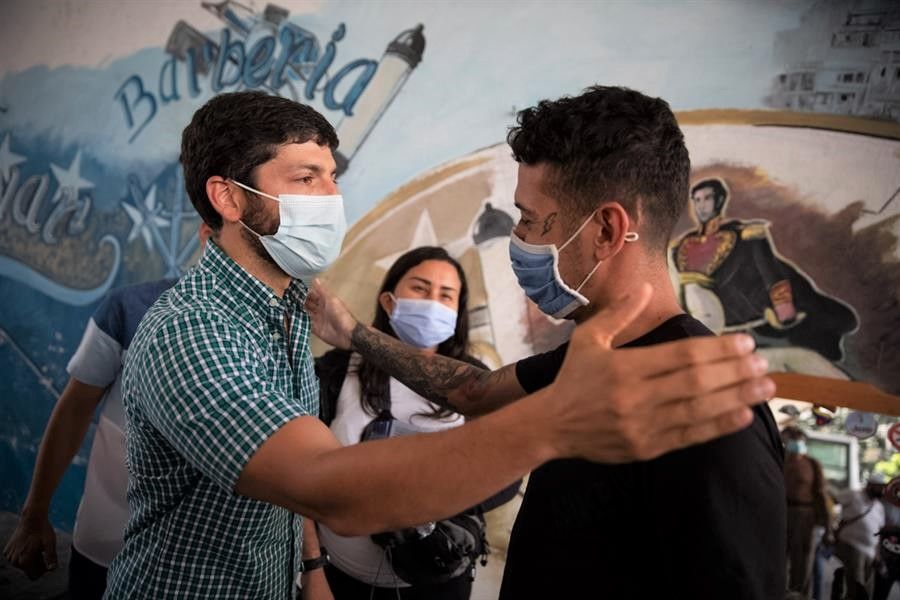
[310,246,516,600]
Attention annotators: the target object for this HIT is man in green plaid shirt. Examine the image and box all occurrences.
[105,91,773,599]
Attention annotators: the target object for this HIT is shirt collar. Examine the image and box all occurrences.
[200,240,309,312]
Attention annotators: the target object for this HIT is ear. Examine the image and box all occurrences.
[591,202,632,261]
[378,291,395,315]
[206,176,245,224]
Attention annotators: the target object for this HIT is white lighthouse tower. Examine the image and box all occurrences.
[334,24,425,174]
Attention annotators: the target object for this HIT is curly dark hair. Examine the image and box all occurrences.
[357,246,477,420]
[180,91,339,230]
[507,85,690,251]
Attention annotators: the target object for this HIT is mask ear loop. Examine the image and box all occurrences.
[388,292,396,314]
[574,231,640,292]
[558,212,597,252]
[229,179,280,202]
[574,260,603,292]
[237,219,262,238]
[230,179,281,237]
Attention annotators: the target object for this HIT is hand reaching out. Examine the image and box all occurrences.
[547,283,774,463]
[304,279,358,350]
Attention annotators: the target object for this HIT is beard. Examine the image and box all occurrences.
[240,192,284,273]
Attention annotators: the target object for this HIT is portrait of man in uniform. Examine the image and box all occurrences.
[670,178,858,369]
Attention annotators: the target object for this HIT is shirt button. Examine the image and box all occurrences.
[272,332,282,341]
[269,297,279,307]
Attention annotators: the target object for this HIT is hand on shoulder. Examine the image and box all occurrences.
[545,283,773,462]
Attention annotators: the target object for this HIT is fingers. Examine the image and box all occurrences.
[623,333,757,379]
[577,283,652,348]
[641,352,773,405]
[644,376,774,438]
[642,407,755,460]
[303,279,322,311]
[43,532,57,570]
[6,544,46,579]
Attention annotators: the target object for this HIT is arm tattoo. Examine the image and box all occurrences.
[350,323,493,413]
[541,212,557,237]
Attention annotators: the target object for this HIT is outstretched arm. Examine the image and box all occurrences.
[243,284,773,536]
[305,278,525,417]
[349,322,524,416]
[3,379,106,579]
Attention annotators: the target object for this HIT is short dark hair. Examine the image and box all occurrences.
[691,178,729,214]
[507,85,690,250]
[357,246,473,421]
[180,91,339,229]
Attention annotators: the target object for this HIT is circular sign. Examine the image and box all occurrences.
[845,412,877,439]
[888,422,900,452]
[887,477,900,509]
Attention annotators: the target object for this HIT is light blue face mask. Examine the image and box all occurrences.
[231,179,346,280]
[509,213,639,318]
[785,440,807,455]
[388,295,458,349]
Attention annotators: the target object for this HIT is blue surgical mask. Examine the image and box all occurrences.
[509,213,639,318]
[231,179,346,280]
[388,295,458,349]
[785,440,807,455]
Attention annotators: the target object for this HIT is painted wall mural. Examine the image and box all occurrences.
[312,114,900,584]
[321,112,900,399]
[765,0,900,121]
[673,114,899,395]
[1,3,898,583]
[0,1,424,530]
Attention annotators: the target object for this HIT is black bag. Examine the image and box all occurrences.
[371,511,488,585]
[361,411,489,585]
[314,349,519,586]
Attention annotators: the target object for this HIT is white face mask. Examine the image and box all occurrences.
[231,179,347,280]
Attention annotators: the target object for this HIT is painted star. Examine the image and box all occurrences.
[374,209,471,271]
[49,150,94,197]
[0,133,26,184]
[122,183,170,252]
[374,209,441,270]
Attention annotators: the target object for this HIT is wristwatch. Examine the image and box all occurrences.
[301,548,329,572]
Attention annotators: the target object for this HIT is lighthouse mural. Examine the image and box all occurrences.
[334,24,426,174]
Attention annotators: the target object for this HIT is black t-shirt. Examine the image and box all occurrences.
[500,314,786,600]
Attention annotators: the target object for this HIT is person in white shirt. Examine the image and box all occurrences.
[4,226,209,599]
[3,278,175,599]
[311,246,519,600]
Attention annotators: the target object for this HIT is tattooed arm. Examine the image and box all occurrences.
[243,284,771,536]
[350,322,526,417]
[304,278,525,417]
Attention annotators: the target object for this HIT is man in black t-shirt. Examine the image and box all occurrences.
[305,85,784,598]
[506,317,784,599]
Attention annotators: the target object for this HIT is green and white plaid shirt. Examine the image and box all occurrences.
[105,241,319,599]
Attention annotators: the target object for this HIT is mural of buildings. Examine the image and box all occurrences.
[766,0,900,121]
